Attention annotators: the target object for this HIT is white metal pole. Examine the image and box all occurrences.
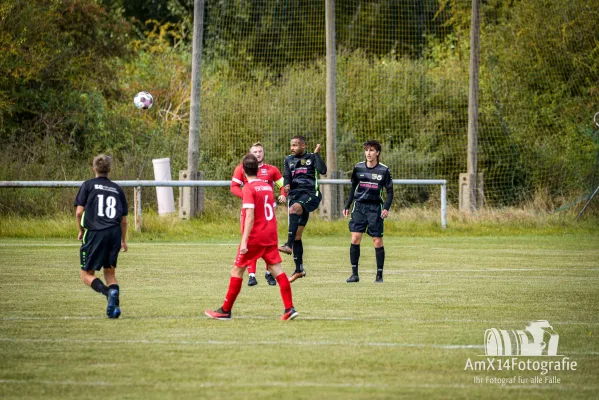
[441,183,447,229]
[135,186,142,232]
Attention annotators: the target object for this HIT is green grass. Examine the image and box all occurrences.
[1,206,598,240]
[0,234,598,399]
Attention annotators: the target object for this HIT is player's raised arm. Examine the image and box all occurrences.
[313,149,327,175]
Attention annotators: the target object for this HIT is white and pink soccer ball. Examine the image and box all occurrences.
[134,91,153,110]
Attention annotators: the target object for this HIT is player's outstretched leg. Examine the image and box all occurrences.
[347,243,361,283]
[205,270,243,320]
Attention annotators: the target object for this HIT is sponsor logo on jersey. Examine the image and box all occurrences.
[372,174,383,181]
[359,182,379,189]
[292,167,308,176]
[94,184,119,194]
[306,160,312,166]
[254,185,274,192]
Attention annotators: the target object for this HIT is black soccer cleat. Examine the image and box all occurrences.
[265,272,277,286]
[346,274,360,283]
[106,288,121,319]
[248,275,258,286]
[374,276,384,283]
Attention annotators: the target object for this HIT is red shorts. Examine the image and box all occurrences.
[234,244,282,268]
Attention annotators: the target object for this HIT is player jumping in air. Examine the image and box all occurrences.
[206,153,298,321]
[231,142,286,286]
[343,140,393,283]
[74,155,128,318]
[278,135,327,283]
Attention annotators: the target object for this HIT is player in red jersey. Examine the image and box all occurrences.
[231,142,286,287]
[206,153,298,321]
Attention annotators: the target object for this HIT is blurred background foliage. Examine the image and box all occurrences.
[0,0,598,216]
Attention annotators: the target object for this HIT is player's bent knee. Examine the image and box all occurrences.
[373,237,383,247]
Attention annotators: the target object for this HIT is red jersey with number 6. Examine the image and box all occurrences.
[241,180,278,246]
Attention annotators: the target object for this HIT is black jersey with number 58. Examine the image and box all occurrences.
[345,162,394,210]
[74,177,128,231]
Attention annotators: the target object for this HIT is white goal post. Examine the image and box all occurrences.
[0,179,447,231]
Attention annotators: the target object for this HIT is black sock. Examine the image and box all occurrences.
[91,278,109,297]
[287,214,301,247]
[293,239,303,272]
[350,244,360,275]
[375,246,385,277]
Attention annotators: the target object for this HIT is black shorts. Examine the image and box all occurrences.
[289,192,322,226]
[80,225,122,271]
[348,202,384,237]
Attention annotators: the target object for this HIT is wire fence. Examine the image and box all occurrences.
[195,0,599,207]
[0,179,448,230]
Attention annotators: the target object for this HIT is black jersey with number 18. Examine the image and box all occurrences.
[74,177,128,231]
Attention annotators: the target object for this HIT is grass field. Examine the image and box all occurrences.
[1,233,598,399]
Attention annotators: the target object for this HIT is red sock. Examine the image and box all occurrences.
[222,276,243,312]
[247,262,257,275]
[276,273,293,309]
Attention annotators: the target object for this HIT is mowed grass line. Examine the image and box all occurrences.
[0,235,598,399]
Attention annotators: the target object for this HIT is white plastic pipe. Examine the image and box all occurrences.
[152,158,176,215]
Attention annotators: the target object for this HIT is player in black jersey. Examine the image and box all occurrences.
[343,140,393,283]
[279,135,327,282]
[74,155,128,318]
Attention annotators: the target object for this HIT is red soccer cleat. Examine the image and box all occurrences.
[281,307,299,321]
[205,307,231,320]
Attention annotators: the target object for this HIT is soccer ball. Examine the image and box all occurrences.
[134,91,153,110]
